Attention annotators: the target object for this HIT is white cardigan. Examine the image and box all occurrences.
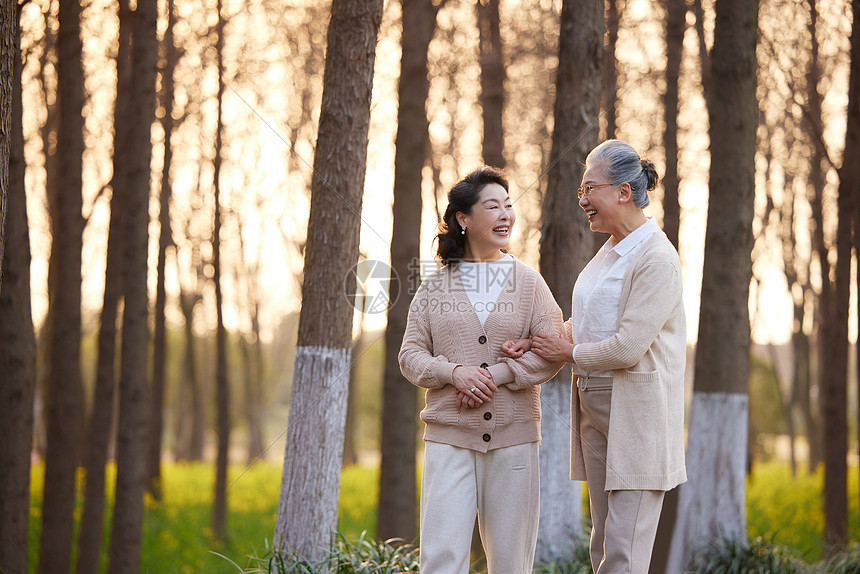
[568,231,688,491]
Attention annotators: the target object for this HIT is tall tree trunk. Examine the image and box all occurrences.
[38,0,85,570]
[211,0,231,540]
[75,2,131,571]
[107,1,158,571]
[0,9,36,571]
[273,0,383,561]
[649,3,686,567]
[661,0,684,250]
[807,0,826,475]
[602,0,620,140]
[477,0,504,167]
[147,0,178,503]
[377,0,437,543]
[177,286,204,461]
[670,0,759,569]
[0,0,15,283]
[534,0,602,562]
[822,0,858,547]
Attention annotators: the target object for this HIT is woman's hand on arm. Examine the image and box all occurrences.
[453,366,497,411]
[531,333,575,363]
[500,338,532,358]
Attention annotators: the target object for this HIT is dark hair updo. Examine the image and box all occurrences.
[436,166,509,265]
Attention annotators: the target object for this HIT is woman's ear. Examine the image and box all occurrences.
[618,183,632,204]
[456,211,468,229]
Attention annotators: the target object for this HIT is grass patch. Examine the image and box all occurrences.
[24,459,860,572]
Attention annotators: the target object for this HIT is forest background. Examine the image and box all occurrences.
[0,0,859,572]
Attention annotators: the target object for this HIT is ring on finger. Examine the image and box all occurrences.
[470,387,478,393]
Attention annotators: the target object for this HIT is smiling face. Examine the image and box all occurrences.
[579,161,627,240]
[456,182,515,261]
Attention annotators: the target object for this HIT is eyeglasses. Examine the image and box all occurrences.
[576,183,614,199]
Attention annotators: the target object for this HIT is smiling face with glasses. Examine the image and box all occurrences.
[577,162,646,244]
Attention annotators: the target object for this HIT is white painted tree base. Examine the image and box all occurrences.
[667,391,748,573]
[535,378,582,563]
[274,346,351,562]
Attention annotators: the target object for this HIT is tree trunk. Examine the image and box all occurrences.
[211,0,231,540]
[107,1,158,571]
[806,0,825,474]
[38,0,85,570]
[0,0,15,286]
[602,0,619,140]
[75,3,131,571]
[822,0,858,547]
[147,0,178,503]
[534,0,603,562]
[670,0,759,569]
[648,2,686,568]
[377,0,437,543]
[273,0,383,561]
[177,286,204,462]
[477,0,505,168]
[661,0,684,250]
[0,9,36,571]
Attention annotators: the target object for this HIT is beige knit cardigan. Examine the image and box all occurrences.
[568,231,687,491]
[399,257,565,452]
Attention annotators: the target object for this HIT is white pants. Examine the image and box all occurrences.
[419,441,540,574]
[579,383,664,574]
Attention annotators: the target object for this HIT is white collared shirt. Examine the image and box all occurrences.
[572,218,659,376]
[459,254,514,325]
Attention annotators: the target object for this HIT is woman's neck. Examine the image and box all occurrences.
[462,248,506,263]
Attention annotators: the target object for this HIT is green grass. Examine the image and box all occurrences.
[24,460,860,573]
[746,463,860,563]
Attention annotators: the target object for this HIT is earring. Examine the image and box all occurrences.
[461,227,466,235]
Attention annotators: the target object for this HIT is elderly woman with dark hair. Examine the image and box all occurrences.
[399,166,564,573]
[504,140,687,574]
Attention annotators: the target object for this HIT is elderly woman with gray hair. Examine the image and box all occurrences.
[502,140,687,573]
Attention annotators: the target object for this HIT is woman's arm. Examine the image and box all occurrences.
[398,285,459,389]
[574,260,682,372]
[494,276,567,390]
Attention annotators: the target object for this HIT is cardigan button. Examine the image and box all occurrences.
[478,335,487,344]
[482,433,491,442]
[480,363,489,369]
[483,412,492,421]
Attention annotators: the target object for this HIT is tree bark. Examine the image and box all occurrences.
[107,1,158,571]
[147,0,178,503]
[38,0,85,570]
[477,0,505,168]
[806,0,825,474]
[670,0,759,568]
[0,8,36,572]
[211,0,231,541]
[273,0,383,561]
[0,0,15,287]
[602,0,619,140]
[377,0,437,543]
[75,3,131,571]
[661,0,685,250]
[821,0,858,548]
[534,0,603,562]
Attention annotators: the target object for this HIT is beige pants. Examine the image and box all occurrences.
[579,380,665,574]
[419,441,540,574]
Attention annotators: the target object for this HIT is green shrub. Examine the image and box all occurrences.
[238,532,420,573]
[822,542,860,574]
[688,535,811,574]
[533,538,593,574]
